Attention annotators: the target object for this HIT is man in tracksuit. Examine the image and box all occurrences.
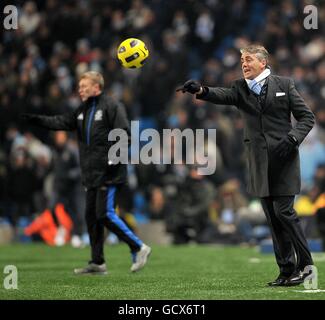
[21,71,151,274]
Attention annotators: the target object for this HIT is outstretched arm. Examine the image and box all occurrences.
[177,79,239,105]
[196,85,239,105]
[21,109,80,131]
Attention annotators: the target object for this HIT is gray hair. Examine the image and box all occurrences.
[240,45,269,64]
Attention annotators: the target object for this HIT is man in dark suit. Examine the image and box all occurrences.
[179,45,316,287]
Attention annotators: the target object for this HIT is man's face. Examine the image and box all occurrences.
[78,78,100,102]
[241,52,266,80]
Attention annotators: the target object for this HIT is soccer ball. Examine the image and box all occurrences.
[117,38,149,69]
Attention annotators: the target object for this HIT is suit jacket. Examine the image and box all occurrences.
[197,75,315,197]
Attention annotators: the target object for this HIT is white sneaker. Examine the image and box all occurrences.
[130,244,151,272]
[74,263,108,275]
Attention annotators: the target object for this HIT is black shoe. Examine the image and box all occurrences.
[267,275,290,287]
[284,265,314,287]
[284,274,304,286]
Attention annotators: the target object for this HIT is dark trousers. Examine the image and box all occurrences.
[85,184,142,264]
[261,196,313,276]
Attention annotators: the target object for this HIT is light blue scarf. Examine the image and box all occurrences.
[245,68,271,95]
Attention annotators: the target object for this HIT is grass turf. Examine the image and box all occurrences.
[0,243,325,300]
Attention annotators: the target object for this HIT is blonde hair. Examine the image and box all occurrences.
[240,45,269,64]
[79,71,104,90]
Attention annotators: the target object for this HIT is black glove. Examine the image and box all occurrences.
[20,113,39,123]
[274,135,298,159]
[176,80,203,94]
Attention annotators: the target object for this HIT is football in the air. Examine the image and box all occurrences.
[117,38,149,69]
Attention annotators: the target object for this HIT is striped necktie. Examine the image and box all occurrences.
[248,80,262,95]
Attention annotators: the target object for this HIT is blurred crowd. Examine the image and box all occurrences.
[0,0,324,246]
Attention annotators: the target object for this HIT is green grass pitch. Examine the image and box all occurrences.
[0,243,325,300]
